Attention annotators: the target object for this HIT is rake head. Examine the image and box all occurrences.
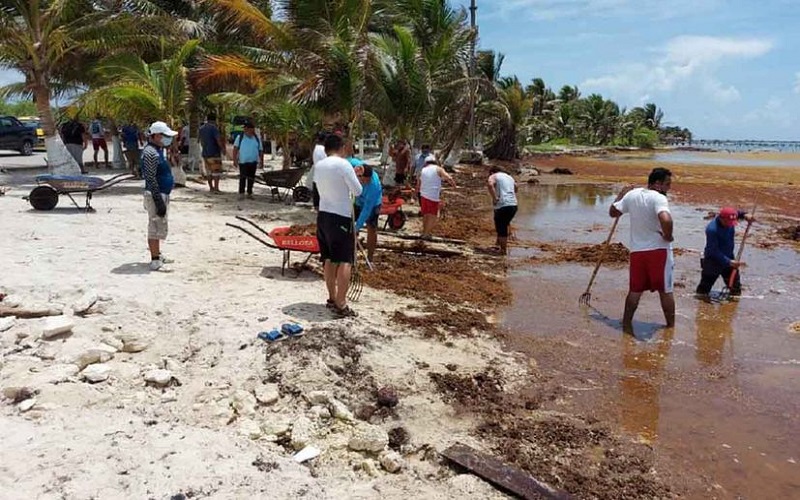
[347,257,363,302]
[579,291,592,306]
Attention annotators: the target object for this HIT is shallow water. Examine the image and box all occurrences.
[503,184,800,498]
[604,151,800,168]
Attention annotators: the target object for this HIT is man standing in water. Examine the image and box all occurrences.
[314,134,363,317]
[609,168,674,333]
[487,166,518,255]
[696,207,755,297]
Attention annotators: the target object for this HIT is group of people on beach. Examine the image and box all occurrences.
[609,167,754,334]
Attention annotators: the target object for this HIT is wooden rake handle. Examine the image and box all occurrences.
[728,206,757,288]
[583,217,621,296]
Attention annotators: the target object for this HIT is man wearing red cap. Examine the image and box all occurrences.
[696,207,755,297]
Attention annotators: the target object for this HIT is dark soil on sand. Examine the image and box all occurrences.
[363,252,510,308]
[391,306,491,339]
[285,223,317,236]
[429,368,673,499]
[777,224,800,241]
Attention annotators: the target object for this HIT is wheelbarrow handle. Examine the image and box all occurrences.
[235,215,272,238]
[226,223,280,250]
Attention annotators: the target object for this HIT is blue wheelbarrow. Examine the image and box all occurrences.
[26,173,136,212]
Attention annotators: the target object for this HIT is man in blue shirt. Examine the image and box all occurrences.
[350,157,382,261]
[199,114,225,193]
[696,206,755,297]
[233,121,263,199]
[142,121,177,272]
[121,122,143,177]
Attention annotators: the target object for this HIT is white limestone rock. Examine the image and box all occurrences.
[348,423,389,453]
[41,316,75,339]
[144,369,173,387]
[82,364,111,383]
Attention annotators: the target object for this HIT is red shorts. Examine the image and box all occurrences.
[629,248,674,293]
[92,138,107,151]
[420,196,440,216]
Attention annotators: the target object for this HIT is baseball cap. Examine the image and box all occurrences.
[424,154,437,164]
[719,207,738,225]
[148,121,178,137]
[348,157,364,168]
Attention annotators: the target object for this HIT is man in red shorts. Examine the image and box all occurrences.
[417,155,457,239]
[609,167,674,334]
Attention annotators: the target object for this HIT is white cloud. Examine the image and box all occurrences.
[581,36,773,105]
[743,97,794,129]
[480,0,720,21]
[794,72,800,94]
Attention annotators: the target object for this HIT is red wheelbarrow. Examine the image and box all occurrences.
[380,195,406,230]
[226,215,319,276]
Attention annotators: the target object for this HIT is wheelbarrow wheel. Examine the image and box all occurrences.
[388,210,407,230]
[29,185,59,211]
[293,186,311,203]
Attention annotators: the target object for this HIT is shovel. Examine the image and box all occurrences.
[579,217,621,306]
[719,207,756,301]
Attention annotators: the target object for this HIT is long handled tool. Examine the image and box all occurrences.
[348,211,364,302]
[719,206,756,301]
[579,217,621,306]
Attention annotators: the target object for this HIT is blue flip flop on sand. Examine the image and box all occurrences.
[258,329,285,342]
[281,323,304,337]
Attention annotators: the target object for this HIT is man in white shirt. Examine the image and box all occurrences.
[314,134,363,318]
[417,155,457,239]
[308,132,327,210]
[609,168,674,334]
[487,166,518,255]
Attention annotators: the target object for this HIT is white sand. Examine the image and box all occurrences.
[0,171,522,499]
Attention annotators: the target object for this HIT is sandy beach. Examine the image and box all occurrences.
[1,150,798,499]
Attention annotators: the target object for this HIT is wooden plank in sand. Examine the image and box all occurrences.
[0,306,62,318]
[442,443,571,500]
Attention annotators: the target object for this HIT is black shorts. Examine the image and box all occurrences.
[494,206,518,237]
[316,211,354,264]
[394,173,407,185]
[354,204,381,228]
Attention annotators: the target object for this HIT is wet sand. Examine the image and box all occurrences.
[501,154,800,498]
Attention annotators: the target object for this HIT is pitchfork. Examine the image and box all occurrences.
[579,217,621,306]
[719,207,756,301]
[347,217,374,302]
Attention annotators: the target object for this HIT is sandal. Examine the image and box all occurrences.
[281,323,304,337]
[258,329,285,342]
[325,299,336,309]
[334,305,358,318]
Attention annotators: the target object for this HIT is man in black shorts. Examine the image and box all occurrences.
[487,166,518,255]
[313,134,363,317]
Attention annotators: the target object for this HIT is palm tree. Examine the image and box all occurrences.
[482,75,532,160]
[0,0,167,173]
[79,40,200,127]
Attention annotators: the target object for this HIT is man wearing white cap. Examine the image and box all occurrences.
[143,121,178,272]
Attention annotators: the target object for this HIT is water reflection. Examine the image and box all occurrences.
[619,328,674,443]
[541,184,614,208]
[695,300,738,367]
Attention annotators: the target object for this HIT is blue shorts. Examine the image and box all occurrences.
[354,204,381,228]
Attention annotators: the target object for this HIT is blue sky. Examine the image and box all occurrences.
[2,1,797,140]
[455,0,800,140]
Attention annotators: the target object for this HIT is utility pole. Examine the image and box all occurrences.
[467,0,477,151]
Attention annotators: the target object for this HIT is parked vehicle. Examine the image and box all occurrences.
[18,116,45,149]
[0,115,36,155]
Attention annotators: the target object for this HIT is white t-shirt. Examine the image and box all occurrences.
[612,188,671,252]
[306,144,327,188]
[419,165,443,202]
[313,156,363,218]
[490,172,517,208]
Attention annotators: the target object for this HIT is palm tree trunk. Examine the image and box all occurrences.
[35,83,80,175]
[484,124,518,161]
